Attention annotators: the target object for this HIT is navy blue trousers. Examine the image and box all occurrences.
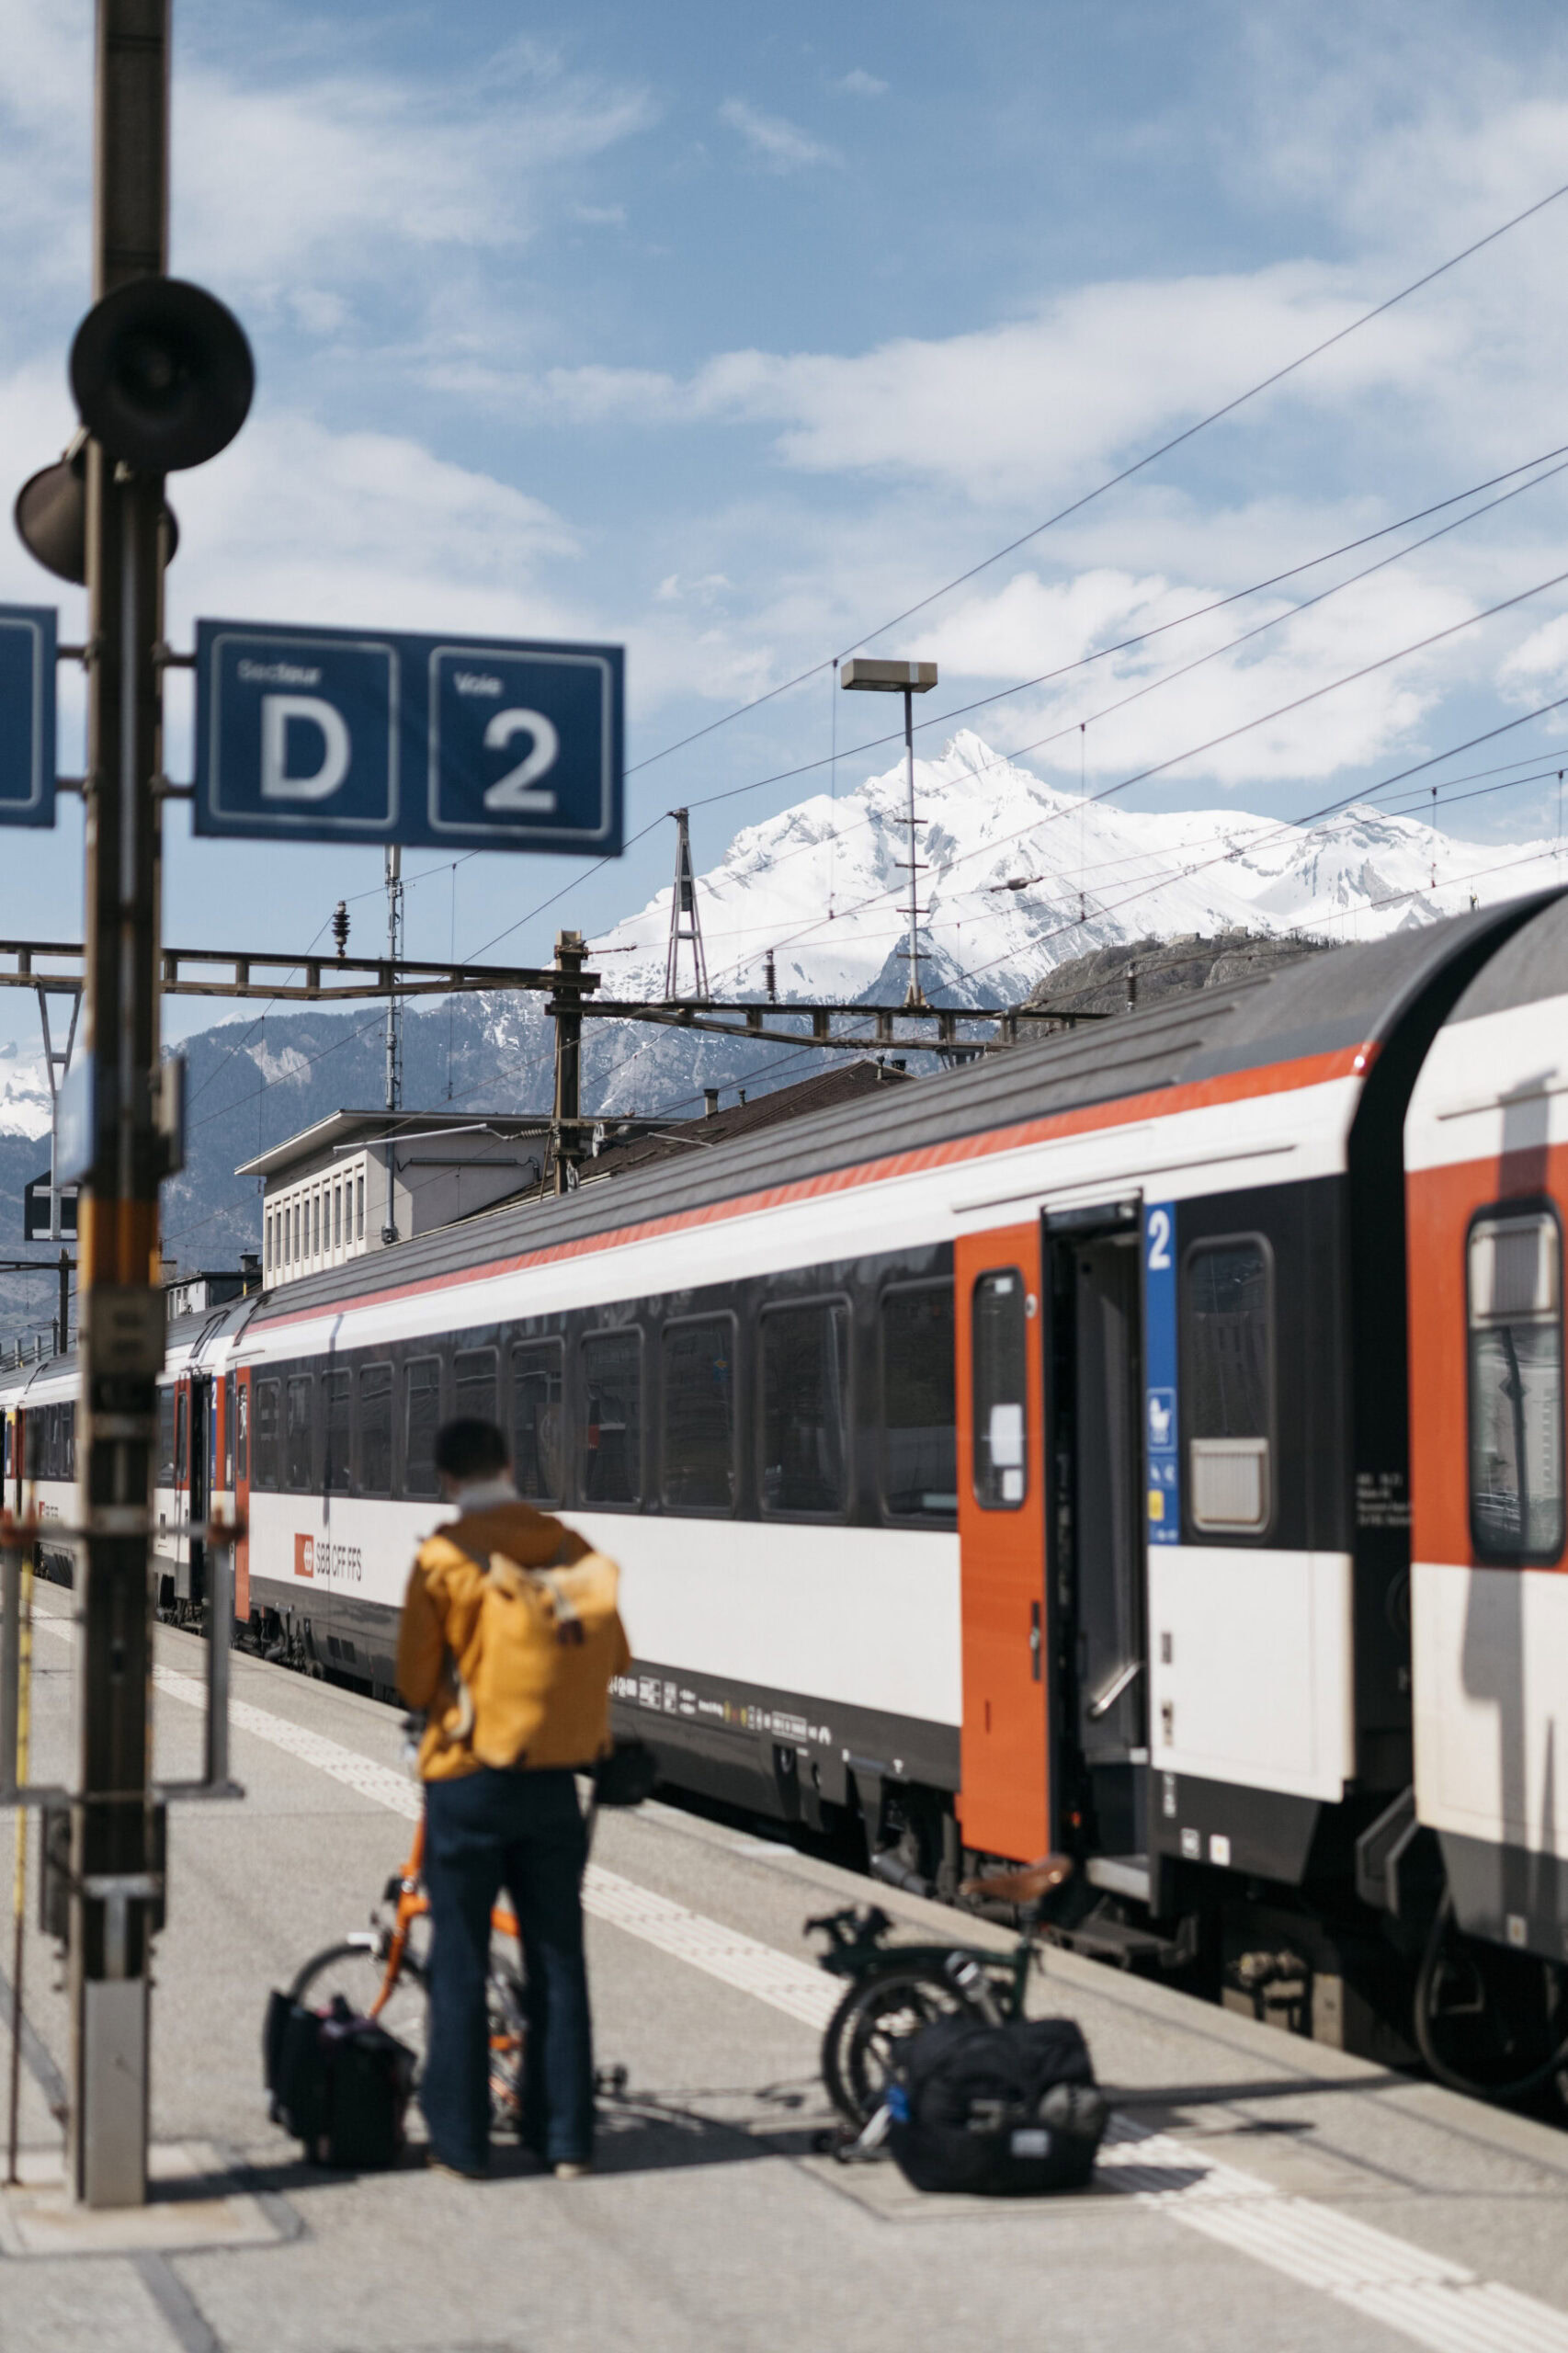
[420,1768,594,2172]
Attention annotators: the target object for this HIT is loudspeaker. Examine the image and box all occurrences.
[15,435,179,585]
[70,277,253,473]
[14,438,86,584]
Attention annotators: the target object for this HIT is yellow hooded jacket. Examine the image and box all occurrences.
[395,1498,630,1782]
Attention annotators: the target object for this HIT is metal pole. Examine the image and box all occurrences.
[69,0,170,2210]
[903,687,926,1009]
[551,929,585,1195]
[381,846,402,1244]
[6,1544,34,2185]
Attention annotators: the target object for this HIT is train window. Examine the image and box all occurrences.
[359,1364,392,1493]
[881,1284,957,1518]
[1468,1208,1564,1561]
[582,1331,642,1506]
[454,1347,498,1427]
[253,1379,279,1490]
[157,1389,176,1487]
[405,1357,442,1498]
[63,1402,74,1482]
[223,1372,235,1487]
[760,1302,848,1517]
[324,1369,352,1493]
[175,1388,188,1483]
[512,1341,564,1502]
[285,1375,313,1490]
[235,1378,248,1483]
[662,1318,736,1511]
[972,1270,1028,1509]
[1184,1237,1274,1535]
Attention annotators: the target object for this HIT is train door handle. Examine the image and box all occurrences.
[1029,1602,1042,1682]
[1086,1658,1143,1720]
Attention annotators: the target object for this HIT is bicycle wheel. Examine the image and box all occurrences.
[288,1940,430,2073]
[821,1963,983,2127]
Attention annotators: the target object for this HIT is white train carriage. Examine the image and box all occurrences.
[225,895,1551,2006]
[0,1351,78,1578]
[1406,894,1568,1967]
[0,1293,256,1611]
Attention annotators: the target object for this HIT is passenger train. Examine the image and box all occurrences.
[7,890,1568,2091]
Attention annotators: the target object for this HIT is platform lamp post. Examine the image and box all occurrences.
[12,0,254,2208]
[841,658,937,1008]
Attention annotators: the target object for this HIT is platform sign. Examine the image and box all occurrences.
[1144,1200,1180,1543]
[0,603,56,828]
[193,619,623,854]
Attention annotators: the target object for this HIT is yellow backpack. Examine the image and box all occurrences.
[452,1548,630,1771]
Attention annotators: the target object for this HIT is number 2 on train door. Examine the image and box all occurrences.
[1143,1203,1179,1541]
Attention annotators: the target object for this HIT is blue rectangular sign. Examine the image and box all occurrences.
[1144,1200,1180,1543]
[193,619,623,854]
[0,604,56,828]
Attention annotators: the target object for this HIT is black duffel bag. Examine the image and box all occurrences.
[886,2013,1108,2195]
[264,1990,416,2171]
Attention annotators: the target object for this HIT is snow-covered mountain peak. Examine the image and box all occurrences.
[0,1043,52,1143]
[595,733,1566,1009]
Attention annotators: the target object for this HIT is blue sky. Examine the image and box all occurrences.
[6,0,1568,1046]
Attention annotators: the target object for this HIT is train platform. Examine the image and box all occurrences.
[5,1597,1568,2353]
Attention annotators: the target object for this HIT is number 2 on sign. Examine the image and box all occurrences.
[1147,1208,1172,1270]
[483,710,560,813]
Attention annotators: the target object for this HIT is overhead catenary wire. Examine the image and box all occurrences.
[725,561,1568,979]
[597,436,1568,918]
[622,177,1568,785]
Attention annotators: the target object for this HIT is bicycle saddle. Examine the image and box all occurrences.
[959,1853,1074,1905]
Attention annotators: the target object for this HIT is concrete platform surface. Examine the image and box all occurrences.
[3,1597,1568,2352]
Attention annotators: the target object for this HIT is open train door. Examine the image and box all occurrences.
[1044,1200,1150,1869]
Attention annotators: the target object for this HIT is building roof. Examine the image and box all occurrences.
[234,1108,556,1181]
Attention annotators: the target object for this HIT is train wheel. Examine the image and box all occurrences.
[821,1964,982,2127]
[1415,1894,1568,2104]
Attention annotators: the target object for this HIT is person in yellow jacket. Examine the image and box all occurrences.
[396,1415,628,2180]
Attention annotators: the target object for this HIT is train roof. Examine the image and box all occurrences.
[1433,890,1568,1024]
[0,1287,260,1404]
[243,892,1554,1324]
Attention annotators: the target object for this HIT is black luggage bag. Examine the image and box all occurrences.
[264,1990,416,2170]
[886,2014,1108,2195]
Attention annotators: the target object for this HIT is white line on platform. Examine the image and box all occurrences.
[29,1615,1568,2348]
[1102,2123,1568,2350]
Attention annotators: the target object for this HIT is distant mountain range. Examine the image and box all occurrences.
[1,730,1562,1335]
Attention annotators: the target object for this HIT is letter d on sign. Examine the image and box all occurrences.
[261,694,350,801]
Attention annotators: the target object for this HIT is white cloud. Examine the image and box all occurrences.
[718,97,840,173]
[1501,613,1568,696]
[518,259,1455,501]
[0,2,654,332]
[835,69,888,97]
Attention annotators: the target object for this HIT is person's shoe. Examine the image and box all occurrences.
[425,2149,488,2182]
[552,2160,592,2180]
